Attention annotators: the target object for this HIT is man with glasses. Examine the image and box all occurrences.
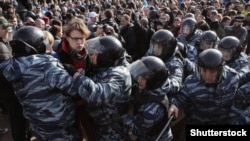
[53,18,90,74]
[225,14,248,49]
[52,18,94,141]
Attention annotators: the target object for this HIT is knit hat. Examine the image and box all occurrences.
[234,14,245,20]
[0,17,12,28]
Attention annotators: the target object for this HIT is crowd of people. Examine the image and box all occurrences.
[0,0,250,141]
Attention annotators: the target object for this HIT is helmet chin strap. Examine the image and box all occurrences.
[204,82,218,87]
[113,56,125,66]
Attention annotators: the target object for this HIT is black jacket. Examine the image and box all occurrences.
[0,40,16,99]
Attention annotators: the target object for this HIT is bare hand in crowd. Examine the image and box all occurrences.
[168,104,179,119]
[106,25,115,35]
[73,72,80,79]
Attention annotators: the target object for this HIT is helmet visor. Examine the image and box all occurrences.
[85,37,104,55]
[9,40,38,55]
[152,43,163,56]
[181,25,191,35]
[199,67,219,84]
[128,60,150,80]
[218,48,233,61]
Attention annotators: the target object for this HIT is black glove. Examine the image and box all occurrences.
[234,92,247,110]
[177,42,187,58]
[175,50,185,61]
[63,64,77,76]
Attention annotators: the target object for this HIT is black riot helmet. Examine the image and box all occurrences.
[198,30,219,53]
[181,17,197,38]
[129,56,169,90]
[198,49,224,69]
[150,29,177,60]
[197,49,224,84]
[217,36,242,63]
[10,26,48,57]
[85,36,125,68]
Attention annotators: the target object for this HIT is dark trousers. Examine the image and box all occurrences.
[245,31,250,55]
[0,98,28,141]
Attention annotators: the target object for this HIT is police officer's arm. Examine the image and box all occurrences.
[167,58,184,95]
[72,67,131,105]
[45,61,78,96]
[122,103,166,137]
[168,77,192,118]
[229,83,249,124]
[238,71,250,87]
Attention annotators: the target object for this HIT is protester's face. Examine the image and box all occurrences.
[96,25,104,36]
[213,1,221,8]
[173,20,181,27]
[200,68,219,84]
[233,19,243,27]
[8,18,17,26]
[177,14,183,20]
[137,76,147,90]
[196,15,204,23]
[210,12,218,20]
[61,7,67,13]
[224,20,231,26]
[35,7,41,13]
[246,15,250,22]
[194,9,201,17]
[56,29,63,38]
[66,29,86,51]
[0,26,9,39]
[120,16,129,26]
[160,15,168,23]
[156,24,164,30]
[7,7,14,14]
[116,14,122,21]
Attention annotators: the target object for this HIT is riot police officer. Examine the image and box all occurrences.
[148,29,184,96]
[122,56,173,141]
[147,29,184,141]
[197,30,220,54]
[0,26,79,140]
[71,36,132,141]
[169,49,239,125]
[217,36,249,77]
[177,17,203,47]
[230,79,250,124]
